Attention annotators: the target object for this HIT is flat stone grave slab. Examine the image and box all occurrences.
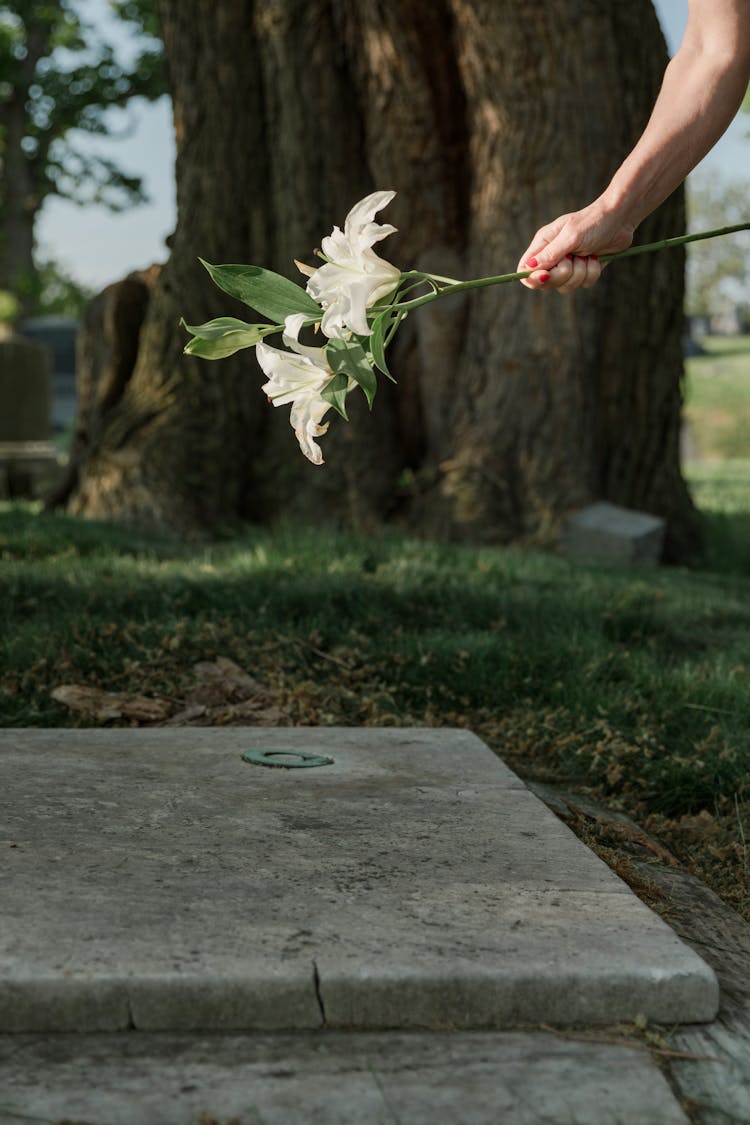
[0,1030,690,1125]
[0,727,718,1032]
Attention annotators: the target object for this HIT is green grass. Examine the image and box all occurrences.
[2,504,750,821]
[682,335,750,577]
[685,460,750,573]
[687,458,750,513]
[684,334,750,459]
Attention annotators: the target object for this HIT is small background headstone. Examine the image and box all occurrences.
[0,327,58,498]
[0,331,52,443]
[559,501,666,565]
[18,315,78,435]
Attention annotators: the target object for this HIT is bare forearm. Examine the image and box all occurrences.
[602,3,750,231]
[518,0,750,289]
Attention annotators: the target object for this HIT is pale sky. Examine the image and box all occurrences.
[35,0,749,291]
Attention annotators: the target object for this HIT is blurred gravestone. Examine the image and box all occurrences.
[18,316,79,434]
[560,502,666,566]
[0,328,57,498]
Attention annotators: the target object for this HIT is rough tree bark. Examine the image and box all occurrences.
[65,0,699,559]
[45,267,159,511]
[414,1,695,556]
[0,11,53,307]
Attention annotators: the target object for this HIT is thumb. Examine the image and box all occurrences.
[526,221,582,271]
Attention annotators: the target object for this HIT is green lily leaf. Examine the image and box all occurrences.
[183,334,259,360]
[369,309,397,383]
[181,316,264,360]
[199,259,322,325]
[181,316,262,341]
[327,336,378,409]
[320,371,350,420]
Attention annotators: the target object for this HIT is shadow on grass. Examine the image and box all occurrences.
[697,510,750,574]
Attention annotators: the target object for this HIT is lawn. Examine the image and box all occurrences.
[683,334,750,572]
[2,485,750,920]
[684,333,750,460]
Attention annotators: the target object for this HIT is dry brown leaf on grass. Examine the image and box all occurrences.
[166,699,285,726]
[51,684,172,722]
[51,657,285,727]
[170,656,286,724]
[555,794,681,867]
[192,656,267,701]
[603,819,681,867]
[164,703,209,725]
[212,698,286,725]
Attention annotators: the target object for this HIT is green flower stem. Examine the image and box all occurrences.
[391,278,437,302]
[391,221,750,314]
[384,309,406,347]
[399,269,461,285]
[597,222,750,263]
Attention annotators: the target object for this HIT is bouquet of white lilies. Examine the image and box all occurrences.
[183,190,408,465]
[183,192,750,465]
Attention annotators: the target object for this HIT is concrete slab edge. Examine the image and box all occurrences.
[0,962,718,1033]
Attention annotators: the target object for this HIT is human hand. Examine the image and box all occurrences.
[518,203,635,292]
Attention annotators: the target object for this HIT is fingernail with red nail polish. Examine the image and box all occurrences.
[538,272,550,283]
[526,258,538,268]
[565,254,573,260]
[591,254,598,261]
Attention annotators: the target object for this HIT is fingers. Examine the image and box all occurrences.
[517,215,571,269]
[519,261,561,291]
[518,201,632,293]
[554,254,602,293]
[520,215,587,275]
[521,254,602,293]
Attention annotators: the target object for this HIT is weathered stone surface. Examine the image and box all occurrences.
[560,501,666,564]
[0,1030,689,1125]
[0,727,718,1033]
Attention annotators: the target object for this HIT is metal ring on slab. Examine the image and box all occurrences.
[241,749,334,769]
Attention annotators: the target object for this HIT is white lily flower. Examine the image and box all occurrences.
[305,190,401,339]
[284,312,309,340]
[256,325,334,465]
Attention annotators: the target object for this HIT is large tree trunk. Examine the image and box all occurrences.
[66,0,699,559]
[0,129,36,306]
[406,1,695,559]
[0,14,51,312]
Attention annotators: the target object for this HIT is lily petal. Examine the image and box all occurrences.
[344,190,398,251]
[345,277,377,337]
[305,191,400,340]
[290,396,331,465]
[284,312,308,341]
[256,339,334,464]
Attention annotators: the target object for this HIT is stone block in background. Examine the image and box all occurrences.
[0,331,58,497]
[560,501,666,565]
[19,315,79,434]
[0,333,52,442]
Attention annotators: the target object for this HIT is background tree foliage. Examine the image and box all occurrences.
[0,0,164,313]
[686,175,750,320]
